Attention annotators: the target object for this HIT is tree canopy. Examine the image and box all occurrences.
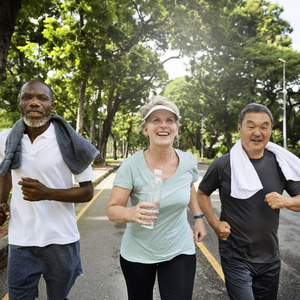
[1,0,299,160]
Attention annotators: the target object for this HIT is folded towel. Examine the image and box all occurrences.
[0,114,100,175]
[230,139,300,199]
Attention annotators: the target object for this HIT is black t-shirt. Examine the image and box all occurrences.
[199,149,300,263]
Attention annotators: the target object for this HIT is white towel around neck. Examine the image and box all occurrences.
[230,139,300,199]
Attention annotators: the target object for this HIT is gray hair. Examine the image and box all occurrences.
[139,96,180,130]
[238,103,274,127]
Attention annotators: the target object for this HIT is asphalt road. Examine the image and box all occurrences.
[1,164,300,299]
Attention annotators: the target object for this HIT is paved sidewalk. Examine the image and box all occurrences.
[0,161,121,270]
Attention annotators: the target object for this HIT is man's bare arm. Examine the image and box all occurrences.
[18,177,94,203]
[265,192,300,212]
[0,171,12,225]
[197,189,231,240]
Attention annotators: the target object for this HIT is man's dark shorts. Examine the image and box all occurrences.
[8,241,82,300]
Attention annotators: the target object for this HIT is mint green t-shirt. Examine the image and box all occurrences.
[113,149,199,263]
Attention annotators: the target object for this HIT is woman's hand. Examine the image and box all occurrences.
[107,186,159,225]
[130,201,159,226]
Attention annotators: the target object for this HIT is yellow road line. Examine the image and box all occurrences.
[2,176,225,300]
[77,176,225,284]
[191,229,225,283]
[82,183,225,284]
[196,241,225,282]
[76,178,112,222]
[79,179,225,284]
[1,178,113,300]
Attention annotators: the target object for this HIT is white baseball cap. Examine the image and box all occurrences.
[143,105,179,120]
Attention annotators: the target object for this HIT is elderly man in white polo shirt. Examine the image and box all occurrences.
[0,80,99,300]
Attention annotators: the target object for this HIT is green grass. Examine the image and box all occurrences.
[191,151,214,163]
[199,158,214,163]
[105,156,124,163]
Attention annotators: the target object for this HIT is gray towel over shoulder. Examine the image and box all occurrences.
[0,114,100,176]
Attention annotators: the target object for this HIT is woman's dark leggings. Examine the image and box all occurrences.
[120,254,196,300]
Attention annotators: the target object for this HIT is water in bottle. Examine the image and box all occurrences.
[141,169,163,229]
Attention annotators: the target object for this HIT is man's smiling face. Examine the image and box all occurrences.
[19,81,55,128]
[238,112,272,159]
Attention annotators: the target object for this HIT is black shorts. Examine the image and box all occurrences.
[8,241,82,300]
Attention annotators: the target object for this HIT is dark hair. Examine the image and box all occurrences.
[20,80,54,102]
[238,103,273,126]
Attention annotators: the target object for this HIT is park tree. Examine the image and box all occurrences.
[183,0,300,152]
[0,0,59,124]
[3,0,219,164]
[0,0,22,85]
[163,77,202,150]
[1,0,299,161]
[1,0,171,163]
[161,0,300,157]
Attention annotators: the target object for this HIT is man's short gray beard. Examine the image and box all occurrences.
[23,115,51,128]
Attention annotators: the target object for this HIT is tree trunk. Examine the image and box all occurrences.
[111,132,118,160]
[94,82,118,165]
[206,131,219,159]
[94,115,113,165]
[125,138,129,158]
[0,0,22,85]
[76,80,86,134]
[224,131,233,151]
[89,117,96,145]
[124,118,133,158]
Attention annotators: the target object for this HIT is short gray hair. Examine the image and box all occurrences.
[238,103,274,127]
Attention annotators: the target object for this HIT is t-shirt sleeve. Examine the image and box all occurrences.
[113,158,134,190]
[74,164,95,183]
[198,157,223,195]
[0,129,10,161]
[285,180,300,197]
[186,152,199,183]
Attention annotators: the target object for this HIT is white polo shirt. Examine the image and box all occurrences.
[0,123,95,247]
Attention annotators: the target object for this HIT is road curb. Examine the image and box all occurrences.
[92,165,119,188]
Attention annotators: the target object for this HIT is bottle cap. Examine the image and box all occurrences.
[154,169,162,176]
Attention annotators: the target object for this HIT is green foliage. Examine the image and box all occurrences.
[105,156,124,163]
[0,0,299,160]
[289,148,300,158]
[0,110,20,131]
[163,76,204,151]
[177,0,300,154]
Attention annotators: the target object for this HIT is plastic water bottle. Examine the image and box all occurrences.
[141,169,163,229]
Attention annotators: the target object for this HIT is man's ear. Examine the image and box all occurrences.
[237,123,241,133]
[51,102,56,112]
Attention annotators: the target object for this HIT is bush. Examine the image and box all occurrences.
[288,148,300,158]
